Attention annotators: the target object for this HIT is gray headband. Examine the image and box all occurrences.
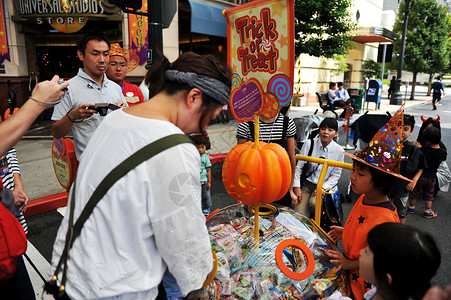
[165,70,230,105]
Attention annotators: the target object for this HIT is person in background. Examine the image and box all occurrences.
[335,82,356,118]
[0,148,29,233]
[191,134,212,215]
[388,76,396,99]
[327,82,337,104]
[408,126,447,218]
[293,118,344,217]
[106,43,145,107]
[388,115,426,224]
[326,223,441,300]
[431,75,445,110]
[51,31,126,160]
[236,107,297,207]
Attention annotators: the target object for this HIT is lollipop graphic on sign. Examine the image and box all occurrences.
[268,74,293,107]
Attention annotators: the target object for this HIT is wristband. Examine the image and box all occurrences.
[29,97,61,106]
[66,109,83,123]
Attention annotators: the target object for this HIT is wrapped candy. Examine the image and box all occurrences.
[188,204,343,300]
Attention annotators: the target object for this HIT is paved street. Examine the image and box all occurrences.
[14,86,450,298]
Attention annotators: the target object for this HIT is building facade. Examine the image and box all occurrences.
[0,0,239,118]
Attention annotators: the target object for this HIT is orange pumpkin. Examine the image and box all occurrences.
[222,141,292,205]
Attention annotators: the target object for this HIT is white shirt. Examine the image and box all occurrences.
[51,110,212,299]
[336,88,350,100]
[293,136,344,189]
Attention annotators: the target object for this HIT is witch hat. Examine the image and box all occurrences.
[345,104,411,182]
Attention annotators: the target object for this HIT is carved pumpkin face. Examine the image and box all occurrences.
[222,141,292,205]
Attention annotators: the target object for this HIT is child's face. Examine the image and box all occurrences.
[319,127,338,146]
[359,246,376,285]
[402,125,413,142]
[197,144,206,155]
[350,165,373,194]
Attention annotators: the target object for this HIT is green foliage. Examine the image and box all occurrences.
[392,0,450,75]
[362,59,381,79]
[331,54,350,75]
[294,0,356,58]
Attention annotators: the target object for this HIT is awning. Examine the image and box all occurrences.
[352,27,397,44]
[188,0,227,38]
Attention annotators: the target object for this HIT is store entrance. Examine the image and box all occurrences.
[36,46,79,81]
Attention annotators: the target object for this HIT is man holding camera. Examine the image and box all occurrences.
[52,32,126,159]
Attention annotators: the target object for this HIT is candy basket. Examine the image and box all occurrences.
[189,203,344,300]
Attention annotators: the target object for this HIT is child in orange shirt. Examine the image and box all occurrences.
[327,105,411,300]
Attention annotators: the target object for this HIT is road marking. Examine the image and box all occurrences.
[25,241,53,299]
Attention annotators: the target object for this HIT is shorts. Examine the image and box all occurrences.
[389,191,409,218]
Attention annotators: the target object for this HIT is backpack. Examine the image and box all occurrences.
[0,189,27,284]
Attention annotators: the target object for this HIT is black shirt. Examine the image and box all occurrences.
[421,146,447,178]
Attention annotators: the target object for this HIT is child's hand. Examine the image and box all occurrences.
[13,189,29,213]
[327,250,353,271]
[328,226,343,243]
[406,179,417,191]
[293,187,302,204]
[290,190,298,206]
[206,182,211,190]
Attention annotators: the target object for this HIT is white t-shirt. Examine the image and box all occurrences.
[50,110,212,299]
[293,136,344,189]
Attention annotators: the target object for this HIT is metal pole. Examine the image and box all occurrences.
[380,44,387,81]
[390,0,411,105]
[147,0,163,69]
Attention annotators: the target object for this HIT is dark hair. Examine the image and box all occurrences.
[417,117,441,147]
[403,114,415,131]
[190,134,210,147]
[353,160,394,195]
[423,126,441,145]
[368,223,441,300]
[319,117,338,132]
[437,75,442,80]
[77,31,110,56]
[329,82,336,89]
[145,52,232,132]
[337,82,344,87]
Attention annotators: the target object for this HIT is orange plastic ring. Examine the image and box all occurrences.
[202,250,218,288]
[275,239,315,281]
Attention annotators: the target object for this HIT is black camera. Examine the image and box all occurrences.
[88,103,121,116]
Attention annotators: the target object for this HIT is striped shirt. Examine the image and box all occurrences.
[1,148,28,234]
[236,113,296,142]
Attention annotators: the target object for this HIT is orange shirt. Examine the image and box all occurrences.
[342,195,400,300]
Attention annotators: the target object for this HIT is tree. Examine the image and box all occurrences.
[392,0,450,100]
[294,0,356,58]
[362,59,381,79]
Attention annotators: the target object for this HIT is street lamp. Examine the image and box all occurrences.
[390,0,411,105]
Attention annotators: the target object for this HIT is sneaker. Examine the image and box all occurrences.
[433,105,437,110]
[203,208,210,216]
[423,209,437,219]
[407,205,415,214]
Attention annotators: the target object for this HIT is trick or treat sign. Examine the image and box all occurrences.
[224,0,294,122]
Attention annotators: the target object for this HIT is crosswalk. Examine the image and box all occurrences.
[25,207,66,299]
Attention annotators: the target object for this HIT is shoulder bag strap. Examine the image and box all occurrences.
[51,133,193,292]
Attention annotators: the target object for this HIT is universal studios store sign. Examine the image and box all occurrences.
[16,0,106,33]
